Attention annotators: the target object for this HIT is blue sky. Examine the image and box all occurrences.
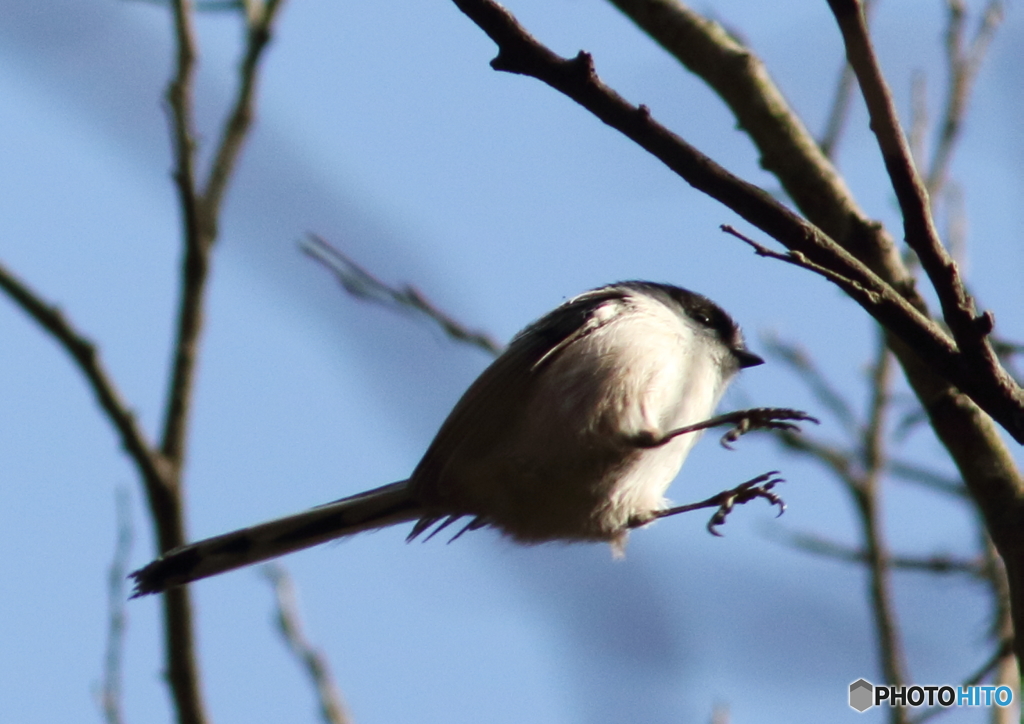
[1,1,1022,722]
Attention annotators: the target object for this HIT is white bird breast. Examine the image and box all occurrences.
[461,293,735,545]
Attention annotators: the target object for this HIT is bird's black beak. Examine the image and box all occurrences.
[736,349,764,368]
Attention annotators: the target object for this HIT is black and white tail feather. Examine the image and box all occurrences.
[130,482,421,596]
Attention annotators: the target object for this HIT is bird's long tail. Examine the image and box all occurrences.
[130,481,420,597]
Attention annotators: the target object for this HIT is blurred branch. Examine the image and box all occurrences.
[98,488,134,724]
[855,340,910,711]
[0,263,170,490]
[203,0,285,221]
[263,565,352,724]
[907,637,1014,724]
[126,0,246,9]
[819,0,877,159]
[774,529,984,577]
[150,9,213,721]
[886,459,965,498]
[160,0,286,469]
[161,0,202,464]
[302,235,504,356]
[926,0,1003,200]
[908,70,928,171]
[760,333,857,434]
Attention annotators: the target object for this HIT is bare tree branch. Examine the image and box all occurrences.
[587,12,1022,642]
[263,565,352,724]
[886,460,965,498]
[303,235,504,356]
[150,3,288,722]
[0,263,171,491]
[203,0,286,222]
[161,0,286,467]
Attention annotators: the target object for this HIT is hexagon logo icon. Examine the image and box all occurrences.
[849,679,874,712]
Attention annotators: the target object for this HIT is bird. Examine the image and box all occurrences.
[131,280,792,597]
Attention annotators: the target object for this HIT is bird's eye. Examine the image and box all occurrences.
[692,311,711,326]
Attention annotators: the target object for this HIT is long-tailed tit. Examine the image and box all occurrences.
[132,281,803,596]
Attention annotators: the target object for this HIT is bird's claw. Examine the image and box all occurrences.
[706,472,786,536]
[719,408,818,449]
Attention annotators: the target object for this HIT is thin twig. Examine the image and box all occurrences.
[263,565,352,724]
[203,0,287,221]
[0,263,169,491]
[302,235,504,356]
[720,224,889,309]
[98,488,134,724]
